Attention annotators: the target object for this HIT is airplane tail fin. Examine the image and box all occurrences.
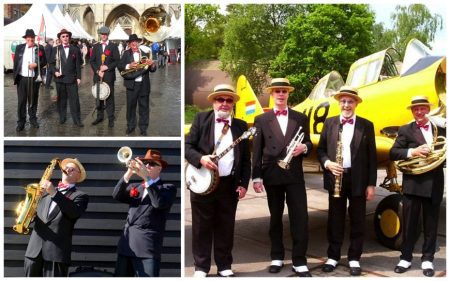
[235,75,264,125]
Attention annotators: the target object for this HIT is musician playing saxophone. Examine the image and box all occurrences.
[113,149,176,277]
[317,86,376,276]
[24,158,88,277]
[390,96,445,277]
[252,78,312,276]
[185,84,251,277]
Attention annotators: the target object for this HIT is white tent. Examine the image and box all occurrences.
[64,13,90,39]
[74,19,93,40]
[109,23,129,41]
[51,5,84,38]
[168,14,182,39]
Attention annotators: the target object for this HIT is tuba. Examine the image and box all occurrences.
[278,126,304,170]
[395,122,446,175]
[139,6,167,35]
[13,158,63,234]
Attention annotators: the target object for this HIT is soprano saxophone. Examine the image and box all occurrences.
[333,125,343,198]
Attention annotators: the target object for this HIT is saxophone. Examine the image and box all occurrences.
[333,125,343,198]
[13,158,62,234]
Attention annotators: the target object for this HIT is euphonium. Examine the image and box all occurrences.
[395,122,446,175]
[120,56,149,76]
[333,125,344,198]
[13,158,62,234]
[278,126,304,170]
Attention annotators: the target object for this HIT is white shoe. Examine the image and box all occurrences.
[193,271,207,277]
[218,269,235,277]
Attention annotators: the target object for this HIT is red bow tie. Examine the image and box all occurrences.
[28,45,35,49]
[216,118,229,125]
[341,118,354,125]
[417,123,429,131]
[63,45,70,48]
[57,181,71,191]
[102,42,107,46]
[275,109,287,116]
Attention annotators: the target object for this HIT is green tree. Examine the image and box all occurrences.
[220,4,305,94]
[185,4,225,64]
[270,4,375,104]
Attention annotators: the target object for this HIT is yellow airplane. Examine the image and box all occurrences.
[234,38,446,249]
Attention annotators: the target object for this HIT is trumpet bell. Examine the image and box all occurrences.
[118,146,133,164]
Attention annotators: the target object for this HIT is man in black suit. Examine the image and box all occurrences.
[118,34,157,136]
[113,149,177,277]
[390,96,445,277]
[90,26,120,128]
[252,78,312,277]
[185,84,251,277]
[49,29,83,127]
[24,158,89,276]
[13,29,47,131]
[317,86,377,276]
[44,39,54,90]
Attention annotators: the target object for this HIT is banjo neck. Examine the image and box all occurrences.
[214,135,245,162]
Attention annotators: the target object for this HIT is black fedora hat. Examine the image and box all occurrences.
[22,29,36,38]
[127,34,142,43]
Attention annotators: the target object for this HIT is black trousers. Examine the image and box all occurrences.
[45,68,53,88]
[56,82,82,124]
[265,183,308,266]
[191,176,238,272]
[326,172,366,261]
[17,76,39,126]
[400,194,441,262]
[96,80,115,120]
[115,254,160,277]
[24,252,69,277]
[126,82,149,132]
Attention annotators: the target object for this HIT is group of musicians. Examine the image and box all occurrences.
[23,149,177,277]
[185,79,445,277]
[13,27,157,136]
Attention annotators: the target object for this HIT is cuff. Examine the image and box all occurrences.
[407,148,413,158]
[324,160,331,169]
[252,178,262,183]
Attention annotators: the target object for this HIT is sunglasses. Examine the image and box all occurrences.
[61,35,69,38]
[274,89,288,94]
[144,162,160,167]
[215,97,234,104]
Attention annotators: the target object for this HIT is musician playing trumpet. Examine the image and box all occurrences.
[185,84,251,277]
[13,29,47,132]
[317,86,376,276]
[252,78,312,276]
[113,149,176,277]
[118,34,157,136]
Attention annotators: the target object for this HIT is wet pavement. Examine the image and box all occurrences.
[4,63,181,137]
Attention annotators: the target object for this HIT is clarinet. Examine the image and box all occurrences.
[333,124,343,198]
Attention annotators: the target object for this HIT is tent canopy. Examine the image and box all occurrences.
[108,23,129,41]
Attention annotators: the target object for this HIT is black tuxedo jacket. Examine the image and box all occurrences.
[13,43,47,85]
[113,177,177,259]
[25,188,89,263]
[118,49,157,91]
[252,109,312,186]
[317,115,377,196]
[49,45,82,84]
[89,42,120,83]
[185,111,251,199]
[390,122,445,203]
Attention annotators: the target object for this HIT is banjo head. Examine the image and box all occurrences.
[185,164,215,194]
[91,82,110,100]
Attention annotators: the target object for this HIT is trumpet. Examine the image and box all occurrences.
[117,146,133,166]
[34,46,42,83]
[120,56,150,76]
[278,126,304,170]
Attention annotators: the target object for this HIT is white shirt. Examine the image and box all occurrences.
[340,115,355,168]
[127,50,142,82]
[101,40,109,52]
[20,45,35,77]
[214,113,234,177]
[48,184,75,215]
[142,177,160,201]
[274,108,288,136]
[407,121,433,157]
[62,44,70,58]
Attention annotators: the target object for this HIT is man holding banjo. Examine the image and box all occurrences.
[90,26,120,128]
[185,84,251,277]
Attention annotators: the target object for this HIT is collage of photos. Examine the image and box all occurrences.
[2,1,448,279]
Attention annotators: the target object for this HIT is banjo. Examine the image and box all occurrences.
[186,127,257,195]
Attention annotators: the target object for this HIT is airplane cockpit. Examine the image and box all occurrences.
[306,71,344,100]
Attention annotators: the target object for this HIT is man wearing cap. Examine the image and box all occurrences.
[90,26,120,128]
[252,78,312,276]
[24,158,89,276]
[113,149,177,277]
[185,84,251,277]
[49,29,83,127]
[118,34,157,136]
[13,29,47,132]
[317,86,376,276]
[390,96,445,277]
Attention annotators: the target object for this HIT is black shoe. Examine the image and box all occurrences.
[140,131,147,136]
[269,265,283,273]
[322,264,336,273]
[91,118,103,125]
[292,268,312,277]
[16,124,25,132]
[60,118,66,124]
[126,128,135,135]
[394,265,410,274]
[349,266,361,276]
[423,268,434,277]
[108,120,114,128]
[30,120,39,128]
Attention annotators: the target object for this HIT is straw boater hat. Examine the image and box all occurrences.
[207,84,240,103]
[22,29,36,38]
[334,85,363,104]
[265,78,295,93]
[57,29,72,39]
[137,149,168,169]
[61,158,86,183]
[406,96,433,109]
